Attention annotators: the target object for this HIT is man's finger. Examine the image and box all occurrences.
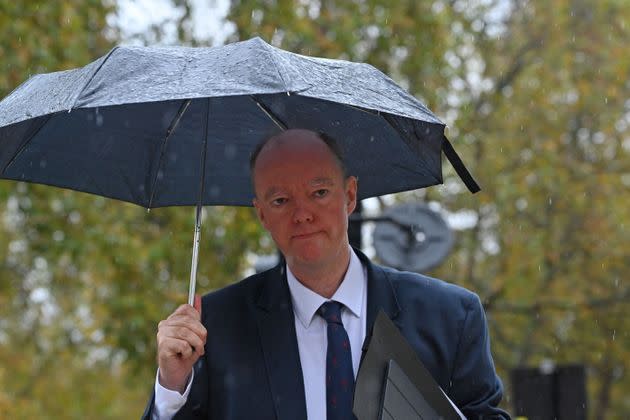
[159,319,207,341]
[160,337,195,359]
[159,327,205,353]
[167,304,201,321]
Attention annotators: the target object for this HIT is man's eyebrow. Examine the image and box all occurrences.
[262,178,335,200]
[263,187,281,201]
[310,177,334,186]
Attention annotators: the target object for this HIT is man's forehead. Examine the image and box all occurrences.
[259,130,327,155]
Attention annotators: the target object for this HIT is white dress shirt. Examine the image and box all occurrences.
[152,247,367,420]
[286,248,367,419]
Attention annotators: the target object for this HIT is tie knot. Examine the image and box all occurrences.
[318,301,344,325]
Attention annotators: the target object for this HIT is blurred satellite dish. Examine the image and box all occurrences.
[373,203,453,272]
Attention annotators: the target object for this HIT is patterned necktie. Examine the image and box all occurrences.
[318,301,357,420]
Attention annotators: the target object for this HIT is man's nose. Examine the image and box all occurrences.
[292,204,314,224]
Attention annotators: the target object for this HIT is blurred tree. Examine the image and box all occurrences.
[227,0,630,417]
[455,1,630,418]
[0,1,268,417]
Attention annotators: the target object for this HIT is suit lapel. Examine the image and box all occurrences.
[355,248,401,346]
[255,264,307,420]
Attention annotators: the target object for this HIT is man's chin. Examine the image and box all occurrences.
[286,247,328,267]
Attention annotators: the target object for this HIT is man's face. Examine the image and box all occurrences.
[252,130,357,271]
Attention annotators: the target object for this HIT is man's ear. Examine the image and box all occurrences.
[345,176,358,214]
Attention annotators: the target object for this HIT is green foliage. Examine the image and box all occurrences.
[227,0,630,417]
[0,1,269,417]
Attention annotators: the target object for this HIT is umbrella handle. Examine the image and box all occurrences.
[188,203,202,306]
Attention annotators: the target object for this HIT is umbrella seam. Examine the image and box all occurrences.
[261,42,290,94]
[70,46,120,110]
[382,113,442,185]
[147,99,193,208]
[118,162,142,205]
[1,114,53,176]
[250,95,288,130]
[340,103,380,116]
[197,98,210,206]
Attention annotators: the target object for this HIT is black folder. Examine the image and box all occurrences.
[353,310,462,420]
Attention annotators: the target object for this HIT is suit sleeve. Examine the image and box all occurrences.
[448,293,510,420]
[141,356,210,420]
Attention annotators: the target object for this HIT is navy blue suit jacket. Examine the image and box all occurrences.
[143,250,509,419]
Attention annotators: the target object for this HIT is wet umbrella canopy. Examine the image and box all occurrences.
[0,37,479,303]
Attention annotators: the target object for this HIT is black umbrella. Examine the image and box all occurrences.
[0,37,478,304]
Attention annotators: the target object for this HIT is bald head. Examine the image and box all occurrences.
[250,129,347,194]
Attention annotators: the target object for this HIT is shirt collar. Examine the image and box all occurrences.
[286,247,365,329]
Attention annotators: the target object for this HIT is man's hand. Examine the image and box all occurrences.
[157,295,207,393]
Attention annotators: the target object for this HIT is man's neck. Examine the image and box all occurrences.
[287,246,351,299]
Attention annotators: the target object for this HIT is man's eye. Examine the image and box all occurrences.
[271,197,287,206]
[314,189,329,198]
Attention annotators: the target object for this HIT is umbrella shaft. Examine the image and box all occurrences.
[188,98,210,307]
[188,205,202,306]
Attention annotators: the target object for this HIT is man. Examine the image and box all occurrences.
[143,129,509,419]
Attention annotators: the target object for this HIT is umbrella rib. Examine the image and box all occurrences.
[381,113,441,184]
[147,99,192,208]
[70,46,119,110]
[340,102,380,116]
[197,98,210,205]
[118,162,143,205]
[1,114,52,176]
[250,95,287,130]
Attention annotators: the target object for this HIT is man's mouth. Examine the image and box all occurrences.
[292,231,320,239]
